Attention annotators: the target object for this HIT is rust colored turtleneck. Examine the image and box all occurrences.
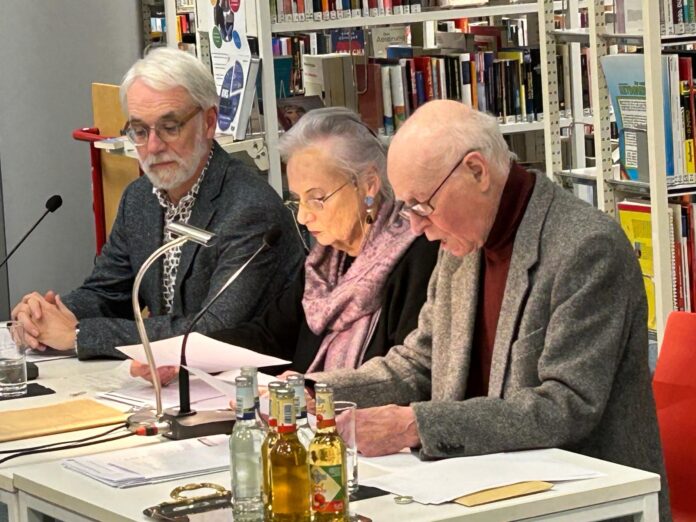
[465,163,535,399]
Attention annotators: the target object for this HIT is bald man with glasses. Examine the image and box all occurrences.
[310,101,670,520]
[12,48,304,360]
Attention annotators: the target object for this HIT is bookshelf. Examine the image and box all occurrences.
[250,0,553,195]
[542,0,696,347]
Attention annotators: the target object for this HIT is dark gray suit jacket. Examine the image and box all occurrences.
[312,172,670,520]
[63,141,304,359]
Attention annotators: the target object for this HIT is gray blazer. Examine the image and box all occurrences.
[313,172,669,520]
[63,141,304,359]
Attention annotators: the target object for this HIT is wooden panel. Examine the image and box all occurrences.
[91,83,140,236]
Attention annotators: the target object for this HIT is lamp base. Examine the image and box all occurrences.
[161,408,236,440]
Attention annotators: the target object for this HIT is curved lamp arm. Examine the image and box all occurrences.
[131,222,217,418]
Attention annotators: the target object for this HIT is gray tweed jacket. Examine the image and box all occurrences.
[63,141,304,359]
[312,172,670,520]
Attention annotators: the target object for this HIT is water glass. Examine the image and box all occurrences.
[335,400,358,496]
[0,322,27,398]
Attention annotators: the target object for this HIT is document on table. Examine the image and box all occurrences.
[117,333,290,372]
[63,435,229,487]
[98,378,224,410]
[361,449,604,504]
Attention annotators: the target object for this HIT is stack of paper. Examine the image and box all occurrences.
[63,435,229,488]
[361,449,604,504]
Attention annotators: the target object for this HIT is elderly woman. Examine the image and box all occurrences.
[132,107,438,381]
[207,107,439,373]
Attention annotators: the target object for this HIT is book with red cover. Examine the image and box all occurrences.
[356,63,385,134]
[413,56,434,101]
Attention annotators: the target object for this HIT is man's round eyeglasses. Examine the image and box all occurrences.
[123,107,202,147]
[284,179,352,213]
[399,148,479,220]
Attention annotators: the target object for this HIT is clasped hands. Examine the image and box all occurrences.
[11,290,78,351]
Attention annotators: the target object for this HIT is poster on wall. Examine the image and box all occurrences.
[205,0,253,137]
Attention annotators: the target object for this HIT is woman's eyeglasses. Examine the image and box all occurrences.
[284,179,352,213]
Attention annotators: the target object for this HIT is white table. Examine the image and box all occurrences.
[6,447,659,522]
[0,358,161,522]
[0,358,662,522]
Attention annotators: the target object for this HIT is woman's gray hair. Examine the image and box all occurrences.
[278,107,393,201]
[120,48,218,112]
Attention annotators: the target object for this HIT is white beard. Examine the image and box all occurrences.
[141,126,208,191]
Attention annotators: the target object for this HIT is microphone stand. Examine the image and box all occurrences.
[177,240,273,415]
[162,231,278,440]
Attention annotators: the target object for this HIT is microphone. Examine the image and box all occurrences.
[162,226,283,440]
[0,195,62,269]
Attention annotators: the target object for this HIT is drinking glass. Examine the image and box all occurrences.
[0,322,28,398]
[335,400,358,496]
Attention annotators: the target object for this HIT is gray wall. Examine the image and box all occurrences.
[0,1,143,316]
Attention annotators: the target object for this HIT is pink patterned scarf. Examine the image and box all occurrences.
[304,201,416,372]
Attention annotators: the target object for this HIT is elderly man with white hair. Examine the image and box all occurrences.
[310,100,671,520]
[12,48,304,359]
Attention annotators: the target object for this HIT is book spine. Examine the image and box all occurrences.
[389,65,407,130]
[381,66,395,135]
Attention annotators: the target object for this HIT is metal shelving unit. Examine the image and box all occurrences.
[543,0,676,346]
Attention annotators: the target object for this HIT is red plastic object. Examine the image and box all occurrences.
[72,127,107,255]
[653,311,696,521]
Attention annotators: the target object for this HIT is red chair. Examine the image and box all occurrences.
[653,311,696,521]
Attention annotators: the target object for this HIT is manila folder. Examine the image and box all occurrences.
[0,399,126,442]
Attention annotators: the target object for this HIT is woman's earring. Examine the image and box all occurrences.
[365,195,376,225]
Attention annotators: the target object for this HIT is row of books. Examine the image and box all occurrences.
[601,52,696,188]
[176,13,196,37]
[269,0,500,23]
[616,0,696,36]
[270,21,537,101]
[270,0,423,24]
[295,46,542,137]
[618,198,696,330]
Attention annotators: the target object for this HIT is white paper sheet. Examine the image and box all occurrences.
[98,378,224,410]
[359,449,426,473]
[116,333,290,372]
[184,366,274,415]
[361,449,603,504]
[63,435,229,488]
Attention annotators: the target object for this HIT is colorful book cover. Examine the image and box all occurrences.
[600,54,675,183]
[617,201,657,330]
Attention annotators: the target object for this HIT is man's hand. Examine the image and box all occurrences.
[130,360,179,386]
[350,404,421,457]
[11,291,59,350]
[32,294,78,350]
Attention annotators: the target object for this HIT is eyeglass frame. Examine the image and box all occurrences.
[285,178,354,213]
[400,148,480,219]
[123,106,203,147]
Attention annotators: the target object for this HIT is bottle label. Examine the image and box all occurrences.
[235,386,255,420]
[310,464,346,512]
[277,399,297,432]
[315,392,336,429]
